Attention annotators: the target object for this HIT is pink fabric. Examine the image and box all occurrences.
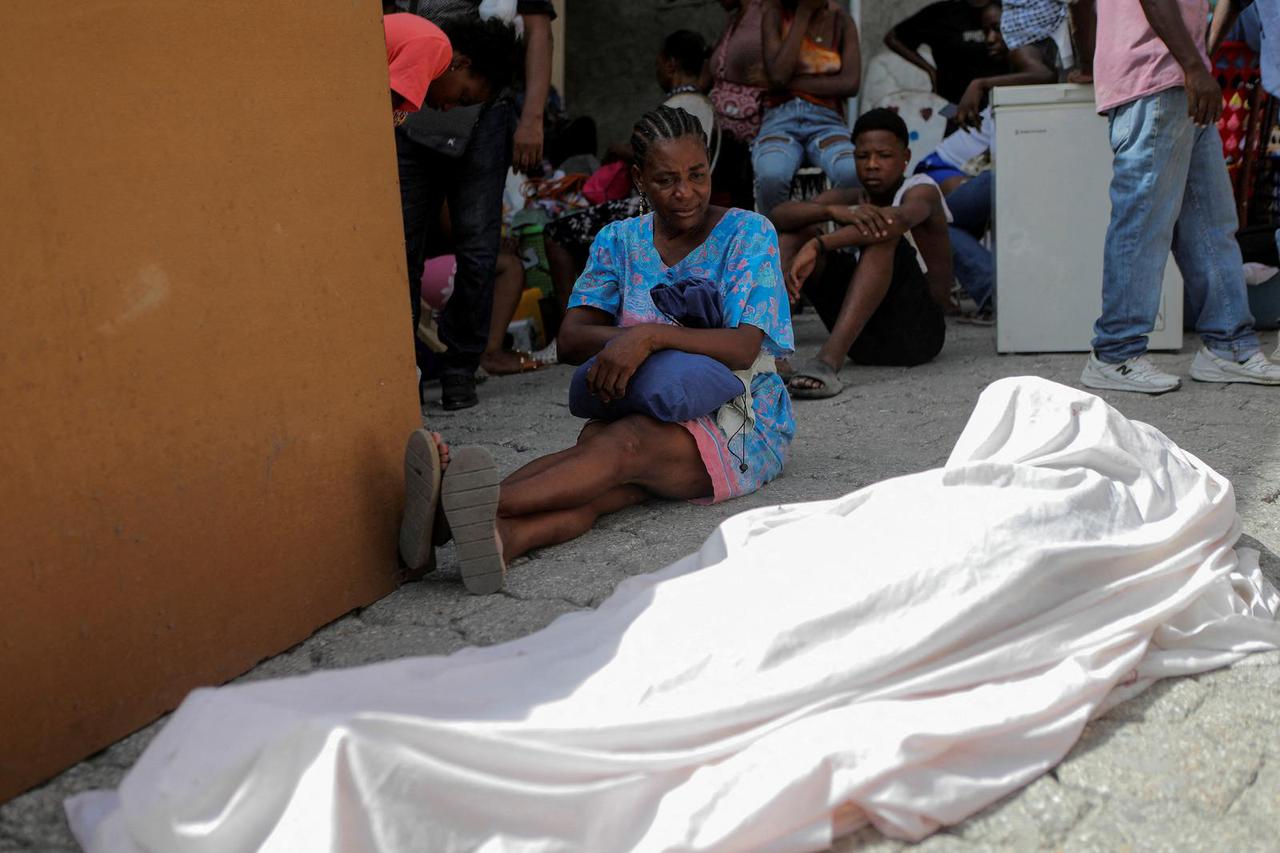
[383,13,452,113]
[581,161,632,205]
[419,254,457,310]
[1094,0,1210,114]
[682,416,742,505]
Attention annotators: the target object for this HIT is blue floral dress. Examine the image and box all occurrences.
[568,208,796,503]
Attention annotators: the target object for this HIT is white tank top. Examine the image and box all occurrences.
[892,174,952,274]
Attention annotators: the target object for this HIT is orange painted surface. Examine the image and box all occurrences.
[0,2,420,799]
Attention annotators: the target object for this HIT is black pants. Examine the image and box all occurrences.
[802,240,945,367]
[396,101,515,383]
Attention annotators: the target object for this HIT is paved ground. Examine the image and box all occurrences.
[3,315,1279,852]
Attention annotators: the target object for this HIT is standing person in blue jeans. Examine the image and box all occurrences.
[753,0,862,215]
[1080,0,1280,393]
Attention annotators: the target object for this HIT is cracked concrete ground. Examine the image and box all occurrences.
[3,315,1278,852]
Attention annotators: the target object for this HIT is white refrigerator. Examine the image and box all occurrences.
[991,84,1183,353]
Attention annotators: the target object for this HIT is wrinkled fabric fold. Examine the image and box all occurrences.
[68,377,1280,853]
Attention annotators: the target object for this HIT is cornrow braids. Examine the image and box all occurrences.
[629,106,709,170]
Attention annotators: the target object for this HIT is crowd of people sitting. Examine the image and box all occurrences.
[383,0,1280,595]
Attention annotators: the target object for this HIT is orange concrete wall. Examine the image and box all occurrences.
[0,2,421,799]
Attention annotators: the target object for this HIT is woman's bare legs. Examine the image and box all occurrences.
[502,422,608,487]
[497,484,648,561]
[498,415,711,518]
[431,417,709,565]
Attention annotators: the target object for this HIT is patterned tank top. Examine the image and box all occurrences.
[774,7,845,112]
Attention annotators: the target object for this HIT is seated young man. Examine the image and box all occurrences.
[770,108,952,398]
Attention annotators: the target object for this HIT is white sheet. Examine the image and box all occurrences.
[67,377,1280,853]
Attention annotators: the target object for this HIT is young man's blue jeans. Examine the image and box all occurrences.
[945,170,994,310]
[752,98,858,214]
[1094,87,1259,362]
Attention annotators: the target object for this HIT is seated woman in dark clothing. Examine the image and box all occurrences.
[400,106,795,595]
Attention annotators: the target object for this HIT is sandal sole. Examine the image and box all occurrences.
[398,429,442,572]
[441,447,504,595]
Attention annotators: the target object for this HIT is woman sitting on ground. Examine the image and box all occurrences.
[401,106,795,594]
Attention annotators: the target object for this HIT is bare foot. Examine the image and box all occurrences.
[429,432,453,547]
[431,432,450,468]
[480,350,540,376]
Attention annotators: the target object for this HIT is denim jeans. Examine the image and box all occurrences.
[397,100,515,383]
[1094,87,1259,362]
[945,170,994,310]
[751,98,858,213]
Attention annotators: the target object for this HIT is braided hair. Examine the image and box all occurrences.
[630,105,709,170]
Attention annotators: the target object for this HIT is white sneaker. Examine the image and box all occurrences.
[1189,347,1280,385]
[1080,353,1181,394]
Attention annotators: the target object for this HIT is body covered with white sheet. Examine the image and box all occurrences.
[68,377,1280,853]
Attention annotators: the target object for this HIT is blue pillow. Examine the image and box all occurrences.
[569,349,745,423]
